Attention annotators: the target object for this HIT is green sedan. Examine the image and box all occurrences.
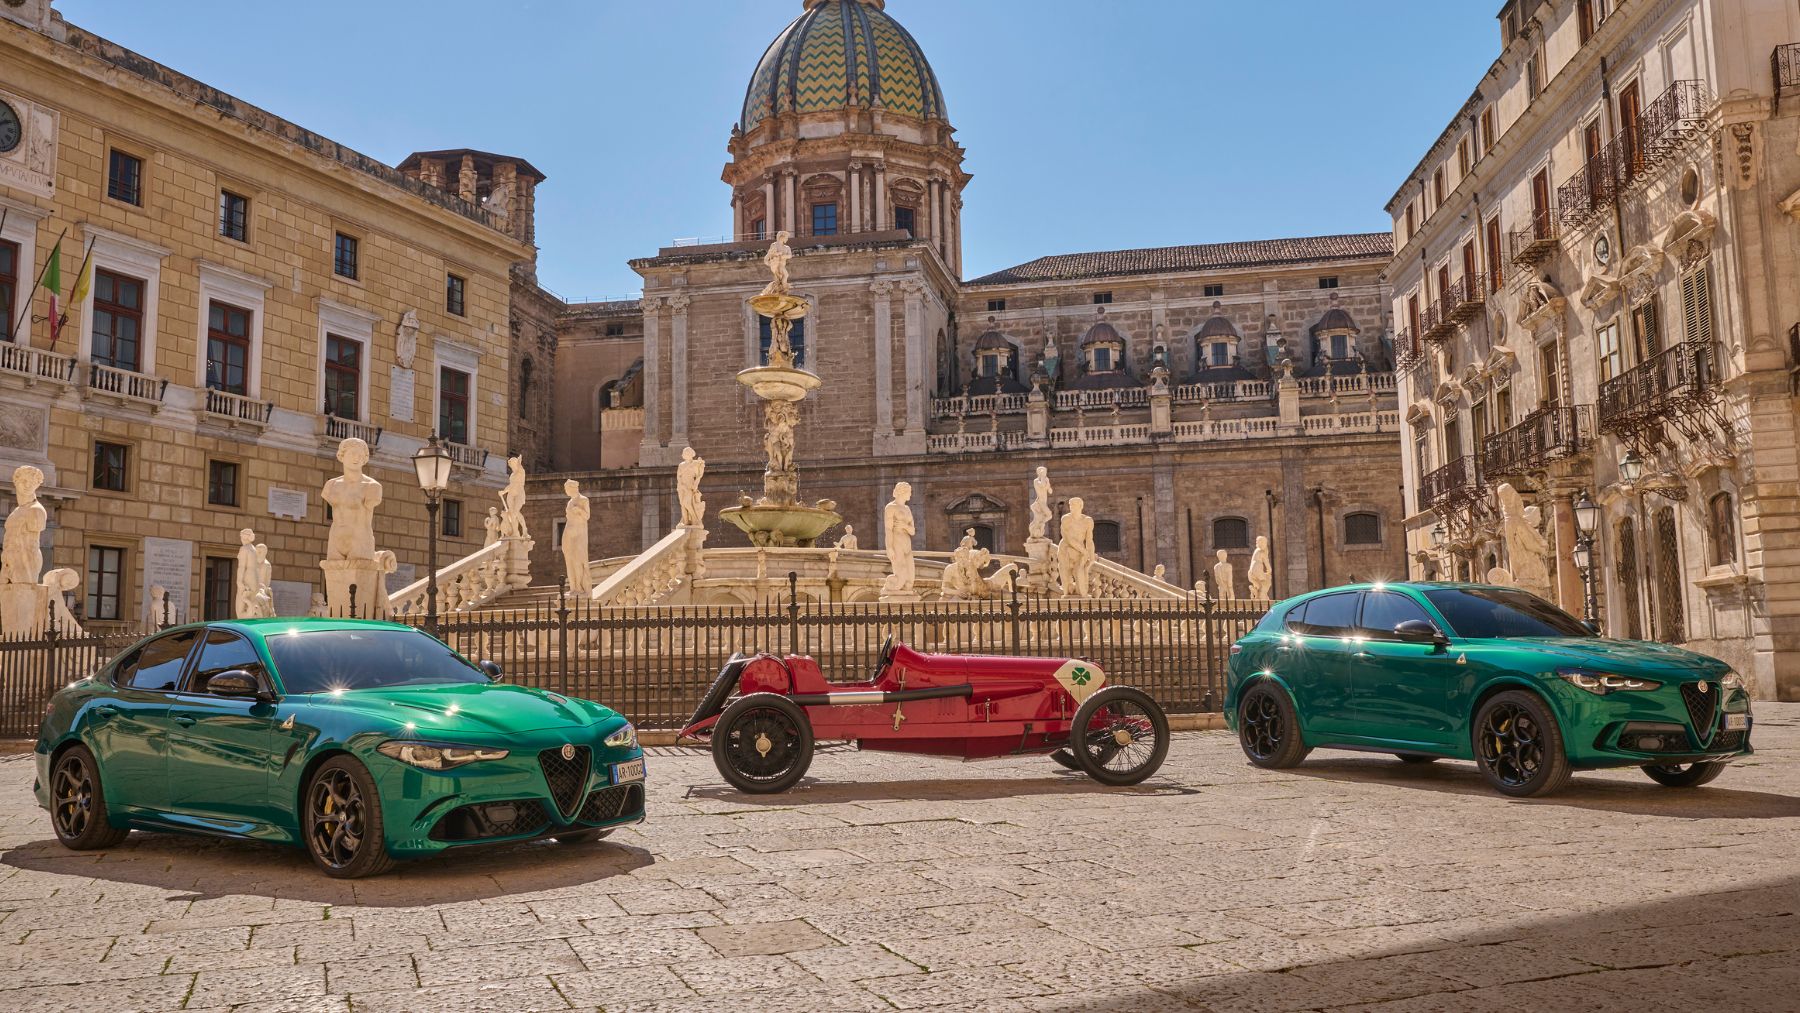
[34,619,646,877]
[1224,582,1752,797]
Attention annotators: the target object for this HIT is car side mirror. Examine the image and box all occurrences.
[208,670,262,698]
[478,660,503,681]
[1582,620,1602,635]
[1393,620,1448,648]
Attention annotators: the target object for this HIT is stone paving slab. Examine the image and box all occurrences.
[2,706,1799,1010]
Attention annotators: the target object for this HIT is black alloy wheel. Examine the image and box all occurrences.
[1642,761,1728,788]
[1069,686,1170,786]
[49,746,128,850]
[712,693,815,794]
[1237,682,1309,769]
[1473,690,1571,798]
[304,757,394,878]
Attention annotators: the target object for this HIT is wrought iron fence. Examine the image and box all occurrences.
[1774,42,1800,113]
[0,624,160,739]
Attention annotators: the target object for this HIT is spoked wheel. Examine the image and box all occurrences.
[1473,690,1571,798]
[1642,761,1728,788]
[49,745,128,850]
[711,693,815,794]
[304,757,394,878]
[1068,687,1169,786]
[1237,682,1309,769]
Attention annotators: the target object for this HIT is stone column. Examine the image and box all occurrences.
[761,177,776,236]
[902,280,927,436]
[874,163,887,230]
[783,171,798,235]
[1026,385,1050,447]
[1150,380,1173,438]
[731,192,744,241]
[872,280,896,441]
[640,297,664,460]
[1277,369,1302,432]
[951,195,963,277]
[928,177,943,256]
[457,155,478,203]
[848,163,862,233]
[669,292,691,447]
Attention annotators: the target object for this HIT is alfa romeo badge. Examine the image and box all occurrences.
[560,743,576,761]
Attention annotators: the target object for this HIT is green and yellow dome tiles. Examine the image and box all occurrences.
[741,0,948,133]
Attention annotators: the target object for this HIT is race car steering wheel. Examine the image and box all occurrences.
[873,634,896,683]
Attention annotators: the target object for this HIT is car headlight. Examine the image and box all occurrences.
[604,723,637,750]
[376,741,509,770]
[1559,669,1661,695]
[1721,670,1745,692]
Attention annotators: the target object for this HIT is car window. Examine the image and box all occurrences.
[187,630,265,694]
[1281,600,1308,631]
[1298,592,1360,635]
[265,628,490,694]
[1422,587,1594,638]
[1360,591,1434,639]
[122,631,199,692]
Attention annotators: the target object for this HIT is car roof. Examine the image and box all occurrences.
[160,618,418,638]
[1287,580,1515,599]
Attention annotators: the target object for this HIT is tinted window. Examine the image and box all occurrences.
[1360,591,1433,638]
[121,631,198,691]
[1423,588,1594,639]
[1299,592,1360,634]
[188,630,264,693]
[265,628,490,694]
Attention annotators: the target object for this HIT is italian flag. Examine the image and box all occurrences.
[40,238,60,346]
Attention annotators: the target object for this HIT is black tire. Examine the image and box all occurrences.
[1069,686,1170,786]
[1237,682,1310,769]
[1049,748,1080,771]
[1642,761,1728,788]
[303,756,395,878]
[711,693,814,794]
[554,828,615,844]
[1473,690,1572,798]
[49,745,129,850]
[1396,755,1439,765]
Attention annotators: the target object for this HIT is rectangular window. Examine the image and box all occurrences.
[1632,297,1662,359]
[205,301,252,395]
[333,233,359,280]
[1484,216,1503,292]
[1093,348,1113,371]
[1405,202,1416,241]
[1539,343,1560,406]
[1578,0,1596,43]
[91,269,145,372]
[86,546,124,621]
[810,202,838,237]
[107,150,143,206]
[0,238,17,342]
[1407,294,1420,349]
[749,217,766,240]
[443,498,463,538]
[1527,52,1543,98]
[1330,333,1348,359]
[202,556,235,621]
[207,459,239,507]
[445,273,466,316]
[1317,277,1338,290]
[1596,321,1623,382]
[1480,107,1496,151]
[324,334,362,420]
[893,206,915,236]
[1497,384,1513,428]
[1457,137,1471,177]
[1093,292,1113,305]
[1432,166,1445,208]
[92,441,129,492]
[603,323,625,337]
[1211,342,1229,366]
[987,299,1006,312]
[439,366,471,444]
[1204,284,1224,298]
[219,190,248,242]
[1681,265,1714,346]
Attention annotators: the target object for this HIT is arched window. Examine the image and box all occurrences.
[1653,507,1685,643]
[1708,492,1737,566]
[1616,519,1644,641]
[969,524,996,553]
[1343,512,1381,545]
[1093,520,1123,555]
[1212,517,1249,550]
[759,316,806,367]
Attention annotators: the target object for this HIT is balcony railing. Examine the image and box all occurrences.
[1480,405,1591,480]
[85,362,168,406]
[446,441,490,470]
[1559,80,1712,231]
[1773,43,1800,113]
[1509,212,1560,267]
[1395,332,1430,381]
[320,413,383,448]
[1448,274,1487,324]
[1421,301,1454,343]
[1421,454,1483,510]
[1175,379,1271,403]
[0,343,78,385]
[202,388,274,427]
[1597,341,1718,437]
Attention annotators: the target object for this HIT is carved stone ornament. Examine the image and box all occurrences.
[1515,279,1567,332]
[1617,244,1666,304]
[1658,209,1718,271]
[1578,272,1621,313]
[1405,399,1433,425]
[1484,343,1518,379]
[1726,122,1758,191]
[1779,188,1800,223]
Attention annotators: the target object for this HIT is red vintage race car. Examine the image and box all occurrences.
[679,636,1170,793]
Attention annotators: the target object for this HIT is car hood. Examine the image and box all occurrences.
[295,682,621,736]
[1490,637,1729,678]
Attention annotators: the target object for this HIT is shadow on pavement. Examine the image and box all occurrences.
[1,833,654,905]
[1285,755,1800,819]
[683,773,1203,805]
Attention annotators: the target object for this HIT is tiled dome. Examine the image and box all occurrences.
[740,0,948,133]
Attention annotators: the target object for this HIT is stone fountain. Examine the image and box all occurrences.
[718,231,843,547]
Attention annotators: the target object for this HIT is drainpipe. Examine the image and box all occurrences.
[1264,489,1279,597]
[1312,487,1329,589]
[1135,496,1146,573]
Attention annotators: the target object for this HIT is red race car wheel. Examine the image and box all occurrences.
[711,693,815,794]
[1069,687,1169,786]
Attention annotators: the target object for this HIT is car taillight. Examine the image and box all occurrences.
[1229,644,1242,656]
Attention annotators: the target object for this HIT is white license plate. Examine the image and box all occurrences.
[612,758,646,784]
[1724,714,1750,732]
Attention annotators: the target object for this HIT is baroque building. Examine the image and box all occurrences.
[1388,0,1800,698]
[530,0,1406,598]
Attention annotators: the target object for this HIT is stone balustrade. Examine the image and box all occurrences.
[0,343,78,385]
[388,540,513,616]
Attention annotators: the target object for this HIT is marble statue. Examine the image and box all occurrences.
[1212,549,1236,601]
[372,550,397,619]
[1488,566,1515,586]
[323,439,382,561]
[308,592,329,618]
[44,568,82,637]
[235,529,263,618]
[253,543,274,618]
[1247,536,1273,600]
[147,585,170,627]
[562,479,592,596]
[1152,564,1167,583]
[1056,498,1096,598]
[677,448,706,528]
[835,525,858,550]
[1495,482,1552,596]
[1028,466,1054,541]
[499,456,530,540]
[395,309,420,370]
[483,507,501,547]
[763,401,797,480]
[943,528,995,599]
[761,230,794,298]
[880,482,917,598]
[1,466,50,638]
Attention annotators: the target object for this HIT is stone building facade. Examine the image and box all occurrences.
[1388,0,1800,698]
[0,1,532,626]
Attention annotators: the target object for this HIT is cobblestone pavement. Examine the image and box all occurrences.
[2,707,1798,1012]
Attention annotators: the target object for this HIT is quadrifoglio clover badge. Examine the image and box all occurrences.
[1052,659,1107,702]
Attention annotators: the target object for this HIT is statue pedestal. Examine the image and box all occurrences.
[501,537,535,590]
[0,583,49,640]
[1023,537,1057,593]
[320,559,388,619]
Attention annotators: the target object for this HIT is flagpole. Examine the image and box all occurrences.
[10,226,65,349]
[53,238,97,348]
[0,208,9,340]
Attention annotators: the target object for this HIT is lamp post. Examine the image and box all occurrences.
[1618,448,1645,486]
[1573,490,1600,624]
[411,434,454,634]
[1429,519,1448,581]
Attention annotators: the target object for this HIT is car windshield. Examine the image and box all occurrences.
[263,628,490,694]
[1422,587,1595,639]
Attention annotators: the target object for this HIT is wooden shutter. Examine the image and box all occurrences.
[1681,265,1713,346]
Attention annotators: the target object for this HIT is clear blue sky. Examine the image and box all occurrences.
[60,0,1497,299]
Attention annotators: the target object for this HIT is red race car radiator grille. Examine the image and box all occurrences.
[538,747,592,819]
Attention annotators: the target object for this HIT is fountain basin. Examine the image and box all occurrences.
[736,365,822,403]
[719,503,843,548]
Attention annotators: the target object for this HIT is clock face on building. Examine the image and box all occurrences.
[0,101,20,154]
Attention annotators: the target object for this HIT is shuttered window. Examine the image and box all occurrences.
[1681,264,1714,347]
[1632,296,1661,359]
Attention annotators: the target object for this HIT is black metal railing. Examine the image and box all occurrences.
[1448,274,1487,323]
[1509,211,1560,266]
[1480,405,1591,479]
[1395,332,1429,381]
[1421,454,1482,510]
[1559,80,1712,231]
[1773,42,1800,113]
[1597,341,1717,435]
[1421,301,1453,343]
[0,622,160,738]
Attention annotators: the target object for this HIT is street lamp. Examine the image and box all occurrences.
[412,434,454,633]
[1572,490,1600,625]
[1618,448,1646,485]
[1430,520,1447,549]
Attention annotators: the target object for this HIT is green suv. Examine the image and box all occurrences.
[1224,582,1752,797]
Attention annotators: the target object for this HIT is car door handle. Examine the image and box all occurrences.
[173,715,197,727]
[1352,652,1373,660]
